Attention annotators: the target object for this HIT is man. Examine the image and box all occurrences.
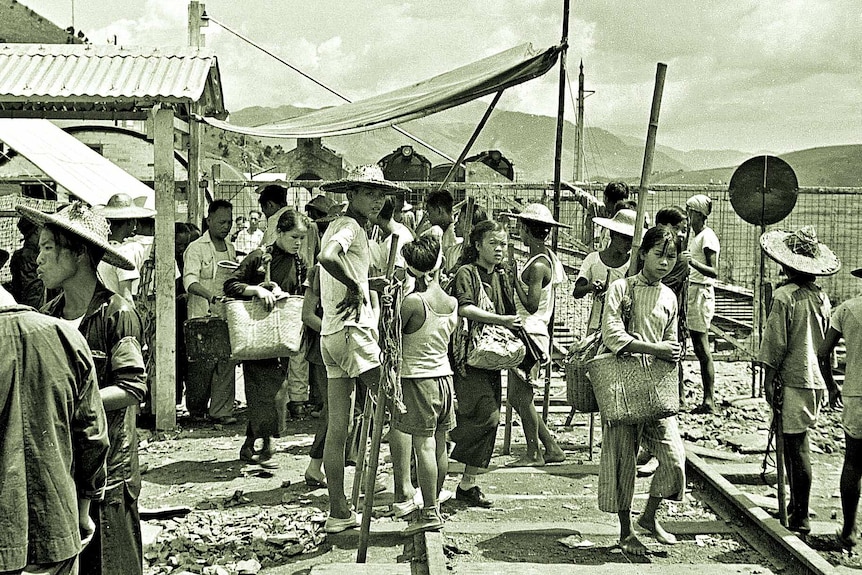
[421,189,458,269]
[259,184,291,247]
[234,210,264,257]
[183,199,237,424]
[10,217,45,308]
[562,180,631,249]
[16,201,148,575]
[94,193,155,303]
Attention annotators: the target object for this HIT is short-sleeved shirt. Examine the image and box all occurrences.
[96,240,147,295]
[319,216,376,336]
[576,250,628,332]
[757,281,830,389]
[182,231,237,319]
[452,263,515,316]
[372,221,414,272]
[829,296,862,396]
[688,226,720,285]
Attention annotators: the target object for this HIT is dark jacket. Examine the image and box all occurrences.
[42,284,147,504]
[223,245,306,298]
[10,240,45,309]
[0,306,109,570]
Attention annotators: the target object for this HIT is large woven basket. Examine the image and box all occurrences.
[184,317,231,362]
[224,296,304,361]
[564,332,601,412]
[587,352,679,425]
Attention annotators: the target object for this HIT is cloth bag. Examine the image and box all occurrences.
[224,295,304,360]
[464,266,525,370]
[586,277,679,424]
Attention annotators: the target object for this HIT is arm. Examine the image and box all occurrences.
[102,302,148,412]
[301,268,322,333]
[514,258,548,314]
[458,303,520,330]
[453,265,520,329]
[689,247,719,278]
[183,243,216,303]
[318,234,365,321]
[819,326,843,408]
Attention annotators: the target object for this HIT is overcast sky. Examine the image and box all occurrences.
[28,0,862,154]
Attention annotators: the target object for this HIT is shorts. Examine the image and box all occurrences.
[781,387,824,434]
[321,325,381,379]
[393,375,456,437]
[843,396,862,439]
[687,283,715,333]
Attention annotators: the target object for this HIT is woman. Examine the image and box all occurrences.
[224,209,308,466]
[449,219,521,508]
[598,226,685,556]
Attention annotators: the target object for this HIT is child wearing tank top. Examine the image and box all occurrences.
[393,236,458,535]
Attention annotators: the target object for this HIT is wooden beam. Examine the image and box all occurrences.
[152,106,177,430]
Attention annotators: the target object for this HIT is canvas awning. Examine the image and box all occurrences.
[0,119,155,207]
[204,43,561,139]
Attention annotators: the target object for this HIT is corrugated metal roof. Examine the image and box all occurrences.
[0,43,222,104]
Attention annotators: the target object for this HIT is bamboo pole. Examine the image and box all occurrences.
[356,238,401,563]
[438,91,503,192]
[628,63,668,272]
[551,0,570,247]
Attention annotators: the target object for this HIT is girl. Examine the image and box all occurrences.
[224,209,308,467]
[395,236,459,534]
[450,220,521,508]
[598,226,685,556]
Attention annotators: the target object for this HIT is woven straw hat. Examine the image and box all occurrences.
[593,208,638,237]
[501,203,571,228]
[94,193,156,220]
[16,202,136,270]
[760,226,840,276]
[320,164,411,194]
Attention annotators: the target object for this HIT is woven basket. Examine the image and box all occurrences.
[587,352,679,425]
[564,331,602,412]
[224,295,304,360]
[184,317,231,362]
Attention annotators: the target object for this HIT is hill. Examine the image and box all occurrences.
[0,0,85,44]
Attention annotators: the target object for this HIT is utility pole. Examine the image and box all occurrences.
[187,1,206,226]
[575,60,585,182]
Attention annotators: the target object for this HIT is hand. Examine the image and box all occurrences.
[678,250,692,265]
[80,515,96,548]
[654,341,681,362]
[828,387,843,410]
[336,283,364,322]
[592,280,605,295]
[369,276,389,294]
[500,315,522,331]
[253,284,277,311]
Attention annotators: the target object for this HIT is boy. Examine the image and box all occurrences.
[758,226,841,534]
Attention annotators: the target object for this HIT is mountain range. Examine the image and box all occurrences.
[219,102,861,187]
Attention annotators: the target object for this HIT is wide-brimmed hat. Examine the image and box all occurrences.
[305,194,336,215]
[760,226,840,276]
[593,208,638,237]
[16,202,135,270]
[95,193,157,220]
[320,164,411,194]
[501,203,571,229]
[0,248,8,269]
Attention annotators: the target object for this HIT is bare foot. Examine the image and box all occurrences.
[506,455,545,467]
[543,449,566,464]
[637,517,677,545]
[619,533,648,556]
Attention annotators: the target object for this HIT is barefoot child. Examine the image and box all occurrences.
[598,226,685,555]
[395,236,458,534]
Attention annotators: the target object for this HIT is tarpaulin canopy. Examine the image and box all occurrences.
[0,119,155,208]
[204,43,561,139]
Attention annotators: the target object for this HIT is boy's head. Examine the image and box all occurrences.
[685,195,712,227]
[320,165,409,221]
[402,235,442,280]
[426,190,454,228]
[603,182,630,211]
[258,185,288,218]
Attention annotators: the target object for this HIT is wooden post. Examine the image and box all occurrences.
[187,1,206,227]
[437,92,502,192]
[629,63,668,271]
[152,106,177,430]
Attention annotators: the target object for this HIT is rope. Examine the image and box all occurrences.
[379,279,405,414]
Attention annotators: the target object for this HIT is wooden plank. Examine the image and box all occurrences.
[440,519,734,536]
[311,565,411,575]
[713,463,777,485]
[152,106,177,430]
[454,564,774,575]
[446,462,600,476]
[423,531,447,575]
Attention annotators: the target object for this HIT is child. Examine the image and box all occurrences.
[758,226,841,534]
[820,265,861,550]
[224,209,308,467]
[301,262,329,488]
[503,203,567,467]
[395,236,458,534]
[685,194,720,414]
[572,209,637,333]
[450,220,522,508]
[599,226,685,556]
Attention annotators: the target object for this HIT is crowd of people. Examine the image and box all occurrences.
[1,171,859,573]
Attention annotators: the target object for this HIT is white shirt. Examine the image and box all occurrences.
[182,231,237,319]
[234,228,264,256]
[319,216,376,335]
[576,250,628,332]
[688,226,720,285]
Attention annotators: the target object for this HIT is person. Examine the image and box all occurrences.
[233,210,264,257]
[598,225,685,556]
[259,184,291,247]
[449,219,522,508]
[174,223,200,406]
[421,189,458,253]
[502,204,568,467]
[0,249,15,305]
[231,215,248,242]
[94,193,155,303]
[820,265,862,550]
[10,217,46,308]
[443,202,489,277]
[16,201,148,575]
[316,165,412,533]
[392,190,417,232]
[572,209,638,334]
[225,209,309,467]
[562,180,630,249]
[0,303,110,575]
[371,197,415,292]
[183,199,238,424]
[395,236,458,534]
[302,261,330,488]
[758,226,841,535]
[685,194,720,414]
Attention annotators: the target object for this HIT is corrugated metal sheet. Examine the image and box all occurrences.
[0,43,220,103]
[0,118,155,208]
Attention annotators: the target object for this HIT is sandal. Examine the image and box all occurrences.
[239,446,256,463]
[305,473,328,488]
